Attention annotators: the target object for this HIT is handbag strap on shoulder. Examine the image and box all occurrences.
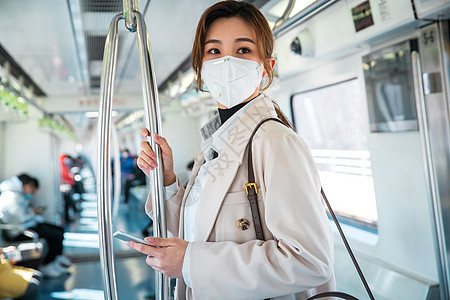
[245,117,284,240]
[245,117,375,300]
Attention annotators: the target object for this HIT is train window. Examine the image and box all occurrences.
[291,78,378,232]
[362,40,419,132]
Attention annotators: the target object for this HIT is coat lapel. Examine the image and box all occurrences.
[194,95,278,242]
[178,151,205,239]
[194,160,241,242]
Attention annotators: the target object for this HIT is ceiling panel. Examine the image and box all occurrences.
[0,0,220,101]
[0,0,282,140]
[116,0,218,95]
[0,0,221,140]
[0,0,82,96]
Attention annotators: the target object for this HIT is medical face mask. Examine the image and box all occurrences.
[24,193,32,200]
[201,56,264,108]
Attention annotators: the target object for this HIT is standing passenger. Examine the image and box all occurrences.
[130,1,335,299]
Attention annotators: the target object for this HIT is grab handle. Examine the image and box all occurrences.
[97,13,122,300]
[97,5,169,300]
[135,10,169,300]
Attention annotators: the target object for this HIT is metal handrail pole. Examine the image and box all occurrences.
[134,11,169,300]
[273,0,338,37]
[97,13,123,300]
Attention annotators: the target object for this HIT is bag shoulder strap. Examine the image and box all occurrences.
[320,189,375,300]
[245,117,375,300]
[245,117,284,240]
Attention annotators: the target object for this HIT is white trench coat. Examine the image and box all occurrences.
[146,95,335,300]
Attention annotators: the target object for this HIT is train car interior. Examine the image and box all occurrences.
[0,0,449,299]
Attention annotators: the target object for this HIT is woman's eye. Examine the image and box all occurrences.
[237,48,251,54]
[207,48,220,54]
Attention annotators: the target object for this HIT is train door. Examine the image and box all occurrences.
[414,20,450,300]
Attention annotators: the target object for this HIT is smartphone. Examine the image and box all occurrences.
[113,231,151,246]
[4,249,22,262]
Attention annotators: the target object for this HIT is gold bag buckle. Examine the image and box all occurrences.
[245,183,258,195]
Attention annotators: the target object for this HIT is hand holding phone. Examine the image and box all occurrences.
[34,206,46,215]
[113,231,151,246]
[1,246,22,262]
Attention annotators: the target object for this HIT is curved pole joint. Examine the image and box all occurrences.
[123,0,138,32]
[273,0,296,30]
[97,8,169,300]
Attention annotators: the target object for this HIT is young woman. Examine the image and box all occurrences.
[131,1,335,299]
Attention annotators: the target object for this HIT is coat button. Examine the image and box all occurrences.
[237,218,250,231]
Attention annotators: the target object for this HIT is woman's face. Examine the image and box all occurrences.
[203,16,261,63]
[202,16,274,106]
[203,16,273,78]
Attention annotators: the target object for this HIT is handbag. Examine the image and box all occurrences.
[245,117,375,300]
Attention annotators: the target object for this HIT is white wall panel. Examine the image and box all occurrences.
[115,105,203,186]
[268,51,439,295]
[275,0,416,79]
[2,106,59,222]
[159,111,202,182]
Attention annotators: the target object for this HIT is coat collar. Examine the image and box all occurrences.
[193,94,278,242]
[200,94,263,161]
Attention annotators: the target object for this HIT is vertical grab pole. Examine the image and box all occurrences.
[134,11,170,300]
[97,13,123,300]
[112,123,121,218]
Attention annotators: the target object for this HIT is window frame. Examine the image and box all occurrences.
[289,78,378,233]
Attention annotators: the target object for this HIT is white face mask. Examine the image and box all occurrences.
[201,56,264,108]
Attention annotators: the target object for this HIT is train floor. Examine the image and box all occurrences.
[38,188,155,300]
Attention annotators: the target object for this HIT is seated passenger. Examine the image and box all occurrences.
[0,246,41,300]
[0,174,71,278]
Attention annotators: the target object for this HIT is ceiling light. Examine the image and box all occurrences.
[268,0,318,18]
[169,82,180,98]
[89,60,103,76]
[85,111,118,118]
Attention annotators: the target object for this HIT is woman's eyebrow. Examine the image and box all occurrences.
[235,37,255,43]
[205,39,221,45]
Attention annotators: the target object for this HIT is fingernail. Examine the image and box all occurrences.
[126,241,131,246]
[150,154,156,159]
[151,162,157,167]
